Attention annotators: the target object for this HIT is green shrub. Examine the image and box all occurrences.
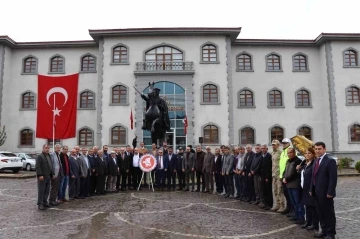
[338,157,354,169]
[355,161,360,173]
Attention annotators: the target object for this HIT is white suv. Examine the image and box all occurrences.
[0,151,23,173]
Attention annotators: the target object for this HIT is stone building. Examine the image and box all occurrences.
[0,28,359,161]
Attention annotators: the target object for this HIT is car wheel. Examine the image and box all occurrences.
[12,169,20,173]
[26,164,31,171]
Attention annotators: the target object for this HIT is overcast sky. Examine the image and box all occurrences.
[1,0,359,42]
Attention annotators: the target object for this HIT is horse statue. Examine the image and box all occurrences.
[139,82,171,145]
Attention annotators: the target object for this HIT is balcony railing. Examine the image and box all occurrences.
[135,61,194,74]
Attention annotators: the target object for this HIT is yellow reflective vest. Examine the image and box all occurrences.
[279,147,289,179]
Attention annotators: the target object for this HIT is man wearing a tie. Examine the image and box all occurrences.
[49,144,62,206]
[310,142,337,239]
[156,150,168,191]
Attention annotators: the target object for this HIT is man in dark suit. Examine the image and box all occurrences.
[36,144,54,210]
[115,147,123,192]
[107,151,119,192]
[125,146,134,189]
[243,144,256,203]
[259,144,273,210]
[251,144,263,204]
[176,147,185,190]
[95,150,108,195]
[222,146,234,198]
[156,149,168,190]
[59,146,70,202]
[195,146,206,192]
[166,147,177,191]
[119,147,130,191]
[213,148,223,194]
[69,149,80,199]
[182,146,195,191]
[310,142,337,239]
[203,146,214,193]
[88,146,97,195]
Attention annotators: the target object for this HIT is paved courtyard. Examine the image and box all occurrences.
[0,177,359,239]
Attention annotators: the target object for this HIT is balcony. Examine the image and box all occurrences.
[134,61,195,76]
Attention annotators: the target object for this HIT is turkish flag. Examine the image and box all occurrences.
[36,74,79,139]
[130,109,134,130]
[184,115,188,135]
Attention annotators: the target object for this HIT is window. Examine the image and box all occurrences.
[78,127,93,146]
[112,45,128,63]
[20,129,33,146]
[80,91,95,109]
[344,49,358,67]
[298,126,312,140]
[47,139,61,146]
[293,54,308,71]
[240,127,255,144]
[111,85,127,104]
[346,86,360,104]
[203,125,219,144]
[239,89,254,107]
[270,126,284,142]
[201,44,217,62]
[296,89,311,107]
[350,124,360,142]
[111,125,126,145]
[21,92,35,109]
[268,90,283,107]
[23,57,37,74]
[50,55,64,73]
[266,54,281,71]
[145,46,183,62]
[81,55,96,72]
[202,84,218,103]
[237,54,252,71]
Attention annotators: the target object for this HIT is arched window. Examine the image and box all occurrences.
[111,85,128,104]
[145,45,183,70]
[344,49,358,67]
[203,125,219,144]
[237,54,252,71]
[266,54,281,71]
[81,55,96,72]
[240,127,255,144]
[78,127,93,146]
[296,89,311,107]
[20,128,34,146]
[80,91,95,109]
[111,125,127,145]
[21,91,35,109]
[270,126,284,142]
[268,89,283,107]
[239,89,254,107]
[50,55,64,73]
[201,44,217,62]
[112,45,128,63]
[202,84,218,103]
[298,126,312,140]
[346,86,360,104]
[293,54,308,71]
[23,57,37,74]
[350,124,360,142]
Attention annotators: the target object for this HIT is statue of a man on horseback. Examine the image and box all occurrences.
[135,82,170,144]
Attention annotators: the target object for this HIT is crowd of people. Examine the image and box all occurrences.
[36,139,337,239]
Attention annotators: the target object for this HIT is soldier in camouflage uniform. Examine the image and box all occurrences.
[270,139,286,212]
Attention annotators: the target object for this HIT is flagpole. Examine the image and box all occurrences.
[53,94,55,152]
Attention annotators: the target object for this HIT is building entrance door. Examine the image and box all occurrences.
[165,130,175,149]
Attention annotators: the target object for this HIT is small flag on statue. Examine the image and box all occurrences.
[130,108,134,130]
[184,115,188,135]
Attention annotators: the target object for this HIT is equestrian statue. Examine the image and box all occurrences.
[134,82,171,145]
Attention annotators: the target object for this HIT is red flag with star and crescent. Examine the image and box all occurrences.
[36,74,79,139]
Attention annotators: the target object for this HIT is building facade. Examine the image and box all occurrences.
[0,28,359,161]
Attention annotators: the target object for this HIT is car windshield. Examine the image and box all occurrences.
[0,153,17,157]
[27,154,38,159]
